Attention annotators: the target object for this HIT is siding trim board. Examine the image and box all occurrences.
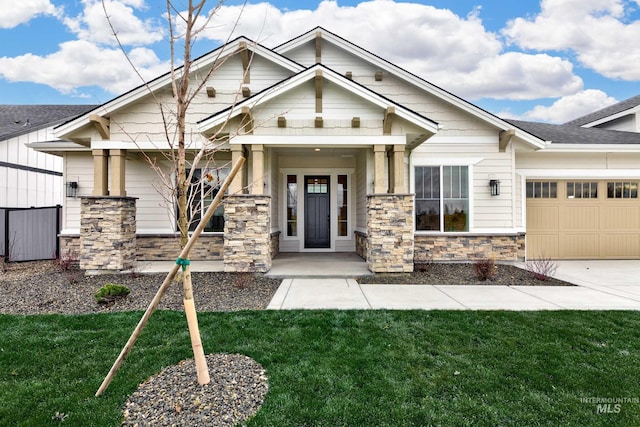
[0,160,63,177]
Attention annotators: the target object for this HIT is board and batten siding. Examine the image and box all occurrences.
[1,127,63,207]
[283,39,499,138]
[108,56,295,142]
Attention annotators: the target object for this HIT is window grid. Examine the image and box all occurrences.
[567,181,598,199]
[607,181,639,199]
[526,181,557,199]
[415,166,468,232]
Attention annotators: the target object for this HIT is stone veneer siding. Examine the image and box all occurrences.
[414,233,526,262]
[366,194,414,272]
[270,231,281,259]
[136,235,223,261]
[79,196,137,272]
[224,195,271,272]
[354,230,367,260]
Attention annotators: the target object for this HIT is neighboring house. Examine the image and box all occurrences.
[565,94,640,132]
[29,28,640,273]
[0,105,97,207]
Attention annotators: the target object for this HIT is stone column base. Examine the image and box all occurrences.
[79,196,137,272]
[366,194,414,272]
[224,195,272,272]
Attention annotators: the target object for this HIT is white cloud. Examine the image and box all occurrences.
[500,90,618,123]
[0,40,168,95]
[63,0,164,46]
[504,0,640,80]
[0,0,60,29]
[189,0,584,100]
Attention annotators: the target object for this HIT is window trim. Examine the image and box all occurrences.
[413,164,473,233]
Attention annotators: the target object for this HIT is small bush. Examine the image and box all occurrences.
[525,257,558,281]
[473,258,497,281]
[94,283,130,304]
[54,250,79,272]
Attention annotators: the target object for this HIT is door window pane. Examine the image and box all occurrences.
[337,175,348,236]
[287,175,297,236]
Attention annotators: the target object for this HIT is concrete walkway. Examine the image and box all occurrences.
[267,261,640,310]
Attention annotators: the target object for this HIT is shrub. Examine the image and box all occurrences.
[525,256,558,281]
[54,250,79,272]
[473,257,497,281]
[94,283,130,304]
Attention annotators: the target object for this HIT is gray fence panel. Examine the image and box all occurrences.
[0,209,5,257]
[5,207,60,262]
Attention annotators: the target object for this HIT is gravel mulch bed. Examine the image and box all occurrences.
[357,263,573,286]
[0,261,282,315]
[122,353,268,427]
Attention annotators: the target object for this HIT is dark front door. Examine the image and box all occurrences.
[305,176,330,248]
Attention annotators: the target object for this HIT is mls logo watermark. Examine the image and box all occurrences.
[596,403,621,414]
[580,397,639,414]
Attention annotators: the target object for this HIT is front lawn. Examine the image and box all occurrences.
[1,310,639,426]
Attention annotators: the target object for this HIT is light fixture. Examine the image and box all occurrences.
[314,148,321,152]
[66,181,78,198]
[489,179,500,196]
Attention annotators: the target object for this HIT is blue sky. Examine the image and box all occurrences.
[1,0,640,123]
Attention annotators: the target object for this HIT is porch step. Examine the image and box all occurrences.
[266,253,372,278]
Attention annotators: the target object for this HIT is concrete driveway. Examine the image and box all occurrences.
[553,260,640,300]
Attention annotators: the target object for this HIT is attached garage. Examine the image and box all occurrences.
[526,179,640,259]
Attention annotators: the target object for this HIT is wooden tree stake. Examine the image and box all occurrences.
[95,156,245,397]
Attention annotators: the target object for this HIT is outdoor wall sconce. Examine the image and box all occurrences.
[66,181,78,198]
[489,179,500,196]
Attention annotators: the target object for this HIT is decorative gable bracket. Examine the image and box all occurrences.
[499,129,515,152]
[89,114,110,140]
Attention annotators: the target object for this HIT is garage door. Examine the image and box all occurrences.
[526,180,640,259]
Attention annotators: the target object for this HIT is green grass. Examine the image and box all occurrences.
[1,311,640,426]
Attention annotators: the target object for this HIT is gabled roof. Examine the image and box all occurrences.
[54,37,305,138]
[197,63,440,143]
[564,94,640,127]
[0,105,97,140]
[506,119,640,145]
[274,27,546,149]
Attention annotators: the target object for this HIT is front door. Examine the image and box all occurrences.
[305,176,330,248]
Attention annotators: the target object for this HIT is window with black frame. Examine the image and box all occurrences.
[182,167,229,232]
[415,165,469,232]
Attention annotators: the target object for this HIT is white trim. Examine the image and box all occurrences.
[541,143,640,152]
[60,228,80,235]
[55,39,304,138]
[232,135,406,146]
[275,29,546,149]
[279,168,355,252]
[410,163,474,233]
[198,64,440,136]
[419,135,498,145]
[579,105,640,128]
[518,169,640,179]
[412,156,483,166]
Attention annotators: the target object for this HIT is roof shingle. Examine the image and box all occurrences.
[0,105,97,140]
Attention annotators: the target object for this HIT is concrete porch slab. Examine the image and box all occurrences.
[266,252,371,278]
